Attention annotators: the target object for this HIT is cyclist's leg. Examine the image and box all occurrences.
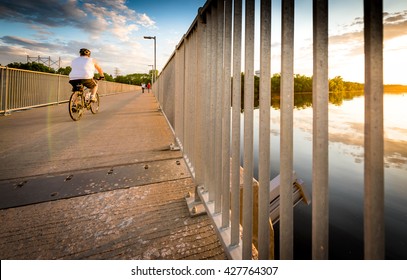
[69,79,82,91]
[69,80,82,104]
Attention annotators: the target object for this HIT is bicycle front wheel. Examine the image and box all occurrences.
[69,91,84,121]
[90,92,100,114]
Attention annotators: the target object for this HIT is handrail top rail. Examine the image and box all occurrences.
[0,65,68,77]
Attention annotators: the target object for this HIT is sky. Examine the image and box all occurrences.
[0,0,405,84]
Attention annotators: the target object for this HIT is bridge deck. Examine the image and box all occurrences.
[0,90,226,260]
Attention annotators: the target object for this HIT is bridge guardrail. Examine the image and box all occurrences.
[155,0,385,260]
[0,66,140,115]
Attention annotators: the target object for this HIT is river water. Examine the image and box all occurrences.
[247,92,407,259]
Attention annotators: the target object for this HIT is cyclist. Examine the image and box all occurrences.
[69,48,104,102]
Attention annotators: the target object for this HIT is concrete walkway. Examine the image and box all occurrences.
[0,90,226,260]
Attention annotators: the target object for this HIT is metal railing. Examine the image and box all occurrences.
[0,66,140,114]
[155,0,384,260]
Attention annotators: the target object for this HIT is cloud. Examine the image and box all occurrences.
[383,10,407,41]
[384,10,407,23]
[0,0,86,27]
[1,36,59,51]
[328,10,407,61]
[333,10,407,42]
[0,0,156,41]
[137,13,156,28]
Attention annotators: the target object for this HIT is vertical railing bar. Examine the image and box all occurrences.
[201,12,210,192]
[231,0,243,247]
[5,67,9,114]
[363,0,384,260]
[209,4,217,202]
[57,75,61,104]
[258,0,272,260]
[174,47,181,146]
[180,45,186,151]
[214,0,224,214]
[190,33,197,175]
[194,31,200,177]
[195,10,207,188]
[280,0,295,260]
[181,45,186,157]
[13,70,18,110]
[312,0,329,260]
[183,38,190,165]
[204,9,213,190]
[4,67,10,114]
[189,36,195,170]
[184,38,190,169]
[243,0,255,260]
[221,0,232,229]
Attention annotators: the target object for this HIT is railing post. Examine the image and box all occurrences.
[195,8,207,189]
[184,36,193,175]
[258,0,272,260]
[214,0,224,214]
[280,0,295,260]
[57,75,61,104]
[175,45,185,150]
[4,67,10,115]
[208,4,217,202]
[243,0,255,260]
[364,0,384,260]
[312,0,329,260]
[222,0,233,229]
[203,9,213,190]
[231,0,242,248]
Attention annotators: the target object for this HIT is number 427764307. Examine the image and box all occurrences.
[223,266,278,276]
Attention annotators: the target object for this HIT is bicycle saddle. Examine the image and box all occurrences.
[74,84,84,91]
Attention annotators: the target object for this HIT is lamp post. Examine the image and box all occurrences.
[144,36,156,84]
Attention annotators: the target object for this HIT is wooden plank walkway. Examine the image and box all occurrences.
[0,90,226,260]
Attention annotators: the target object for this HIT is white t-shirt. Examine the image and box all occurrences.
[69,56,95,80]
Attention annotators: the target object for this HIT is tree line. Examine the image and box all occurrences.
[238,73,365,108]
[253,73,364,94]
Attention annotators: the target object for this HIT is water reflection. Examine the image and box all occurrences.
[293,93,406,169]
[268,91,365,110]
[249,92,407,259]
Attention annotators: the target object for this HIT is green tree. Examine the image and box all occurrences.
[294,74,312,92]
[56,66,71,75]
[103,73,114,81]
[270,73,281,93]
[329,76,345,92]
[344,81,364,92]
[7,62,56,73]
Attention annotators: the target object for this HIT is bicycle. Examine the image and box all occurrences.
[68,79,100,121]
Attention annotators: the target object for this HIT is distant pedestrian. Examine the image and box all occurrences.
[141,83,146,93]
[147,82,151,93]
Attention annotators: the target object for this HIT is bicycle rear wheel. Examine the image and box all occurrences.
[90,92,100,114]
[69,91,84,121]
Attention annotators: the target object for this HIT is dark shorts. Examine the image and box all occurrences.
[69,79,97,91]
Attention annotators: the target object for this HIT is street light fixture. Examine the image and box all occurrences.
[144,36,156,84]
